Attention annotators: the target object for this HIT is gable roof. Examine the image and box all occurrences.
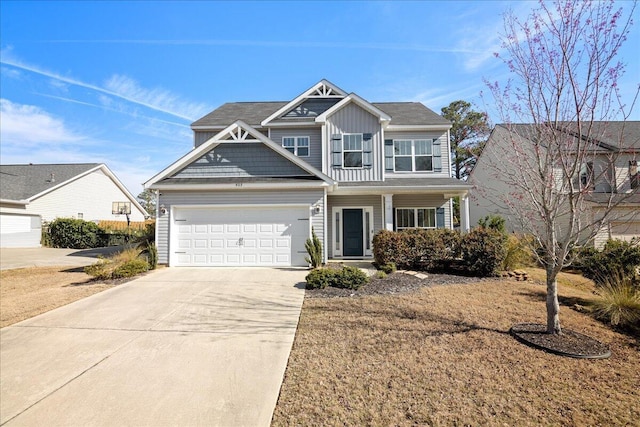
[0,163,147,214]
[315,93,391,124]
[145,121,335,188]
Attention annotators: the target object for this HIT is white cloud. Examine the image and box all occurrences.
[0,99,84,146]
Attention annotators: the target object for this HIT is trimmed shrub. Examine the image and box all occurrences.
[305,268,338,289]
[579,239,640,288]
[48,218,103,249]
[460,228,507,277]
[377,262,396,274]
[372,228,461,271]
[112,259,150,279]
[338,265,369,290]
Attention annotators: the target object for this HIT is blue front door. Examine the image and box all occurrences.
[343,209,363,257]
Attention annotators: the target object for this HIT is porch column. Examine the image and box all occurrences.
[383,194,393,231]
[461,194,471,233]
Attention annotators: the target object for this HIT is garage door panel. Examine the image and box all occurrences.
[173,206,309,267]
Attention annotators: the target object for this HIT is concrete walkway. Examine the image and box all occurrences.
[0,246,125,270]
[0,267,307,427]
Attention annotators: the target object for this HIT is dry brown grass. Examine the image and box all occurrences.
[0,266,117,327]
[273,277,640,426]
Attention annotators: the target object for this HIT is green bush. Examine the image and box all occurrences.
[372,228,461,271]
[112,259,150,279]
[48,218,103,249]
[83,259,113,280]
[305,268,338,289]
[461,228,507,277]
[147,243,158,270]
[477,214,506,233]
[377,262,396,274]
[305,228,323,268]
[579,239,640,288]
[338,265,369,290]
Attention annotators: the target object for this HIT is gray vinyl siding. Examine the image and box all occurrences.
[269,127,322,170]
[385,131,450,177]
[327,194,383,258]
[172,143,311,178]
[194,131,218,147]
[393,194,452,229]
[156,189,324,265]
[325,103,383,182]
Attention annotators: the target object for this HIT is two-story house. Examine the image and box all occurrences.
[469,122,640,248]
[145,80,471,267]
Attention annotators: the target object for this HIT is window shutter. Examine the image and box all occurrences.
[436,207,445,228]
[363,136,373,168]
[331,134,342,167]
[384,139,394,171]
[432,138,442,172]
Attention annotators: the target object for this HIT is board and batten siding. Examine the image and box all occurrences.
[393,194,452,229]
[384,131,450,177]
[156,189,325,264]
[325,103,383,182]
[25,169,146,223]
[327,195,383,258]
[269,127,323,170]
[172,143,310,178]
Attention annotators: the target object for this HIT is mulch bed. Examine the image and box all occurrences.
[305,271,497,298]
[510,322,611,359]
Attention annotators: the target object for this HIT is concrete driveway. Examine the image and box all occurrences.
[0,267,307,427]
[0,246,125,270]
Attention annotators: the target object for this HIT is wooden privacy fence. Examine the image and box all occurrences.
[98,220,154,231]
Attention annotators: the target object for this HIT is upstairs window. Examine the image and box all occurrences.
[396,208,436,230]
[282,136,309,157]
[580,161,594,189]
[394,139,433,172]
[630,160,639,189]
[343,134,363,168]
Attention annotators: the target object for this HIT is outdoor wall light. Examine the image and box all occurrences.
[312,204,321,214]
[159,204,167,215]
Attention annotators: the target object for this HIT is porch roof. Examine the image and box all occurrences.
[333,178,471,195]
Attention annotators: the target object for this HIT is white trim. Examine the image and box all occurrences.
[151,181,330,191]
[342,133,364,169]
[261,80,348,126]
[332,206,374,258]
[0,198,29,206]
[392,139,434,173]
[315,93,391,124]
[145,120,336,188]
[385,124,452,131]
[331,185,470,196]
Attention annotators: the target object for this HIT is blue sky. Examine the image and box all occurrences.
[1,1,639,196]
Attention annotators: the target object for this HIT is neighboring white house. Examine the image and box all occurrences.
[469,122,640,248]
[145,79,471,267]
[0,163,148,248]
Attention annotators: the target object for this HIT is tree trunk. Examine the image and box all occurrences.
[545,266,562,334]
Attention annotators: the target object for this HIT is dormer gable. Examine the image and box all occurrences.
[315,93,391,124]
[261,79,348,126]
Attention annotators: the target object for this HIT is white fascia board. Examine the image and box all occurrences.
[149,181,330,191]
[315,93,391,124]
[384,124,452,131]
[330,185,470,196]
[263,121,321,128]
[0,198,29,206]
[261,79,348,126]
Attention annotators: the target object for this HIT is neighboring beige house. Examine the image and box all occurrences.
[145,79,471,267]
[0,163,148,247]
[469,122,640,248]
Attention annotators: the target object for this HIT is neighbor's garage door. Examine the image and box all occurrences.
[610,222,640,242]
[172,206,310,267]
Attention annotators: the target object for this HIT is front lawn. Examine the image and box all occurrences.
[272,273,639,426]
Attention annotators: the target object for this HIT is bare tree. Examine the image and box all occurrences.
[481,0,638,334]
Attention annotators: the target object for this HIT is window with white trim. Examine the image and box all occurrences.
[630,160,639,189]
[396,208,436,230]
[343,134,363,168]
[394,139,433,172]
[282,136,310,157]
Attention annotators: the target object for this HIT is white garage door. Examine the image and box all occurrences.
[172,206,310,267]
[0,213,42,248]
[610,222,640,242]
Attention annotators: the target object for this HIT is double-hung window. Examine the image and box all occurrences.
[394,139,433,172]
[282,136,309,156]
[630,160,639,189]
[343,134,363,168]
[396,208,436,230]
